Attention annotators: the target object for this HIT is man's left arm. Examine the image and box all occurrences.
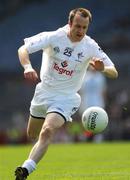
[90,41,118,79]
[102,65,118,79]
[89,58,118,79]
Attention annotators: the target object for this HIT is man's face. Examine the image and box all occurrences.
[69,13,90,42]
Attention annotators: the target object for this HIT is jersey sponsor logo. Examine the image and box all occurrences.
[53,62,74,76]
[61,60,68,67]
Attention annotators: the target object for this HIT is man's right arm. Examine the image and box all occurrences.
[18,45,38,82]
[19,31,54,82]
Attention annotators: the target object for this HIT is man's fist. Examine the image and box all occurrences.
[24,69,39,82]
[89,57,104,72]
[23,64,39,83]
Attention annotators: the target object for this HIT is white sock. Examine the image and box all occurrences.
[22,159,36,174]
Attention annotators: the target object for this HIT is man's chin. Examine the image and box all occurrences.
[76,36,83,42]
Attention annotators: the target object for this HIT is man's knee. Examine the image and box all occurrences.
[39,126,54,142]
[27,116,44,140]
[27,129,38,140]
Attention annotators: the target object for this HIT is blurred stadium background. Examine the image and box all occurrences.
[0,0,130,144]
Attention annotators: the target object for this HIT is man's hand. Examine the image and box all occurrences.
[23,64,39,83]
[89,57,104,72]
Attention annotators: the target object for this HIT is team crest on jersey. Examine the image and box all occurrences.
[53,46,60,53]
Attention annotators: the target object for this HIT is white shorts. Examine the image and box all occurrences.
[30,83,81,122]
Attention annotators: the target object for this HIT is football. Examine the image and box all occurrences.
[82,106,108,134]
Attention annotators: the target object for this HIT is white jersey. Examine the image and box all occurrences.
[24,25,114,94]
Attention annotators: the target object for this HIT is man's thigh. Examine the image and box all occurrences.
[43,112,65,129]
[27,116,44,139]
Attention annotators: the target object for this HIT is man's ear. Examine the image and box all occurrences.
[68,21,72,27]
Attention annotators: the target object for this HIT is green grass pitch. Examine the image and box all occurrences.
[0,142,130,180]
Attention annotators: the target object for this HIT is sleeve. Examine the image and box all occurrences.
[24,31,53,54]
[91,40,114,66]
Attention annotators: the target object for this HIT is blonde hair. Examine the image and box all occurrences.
[68,8,92,24]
